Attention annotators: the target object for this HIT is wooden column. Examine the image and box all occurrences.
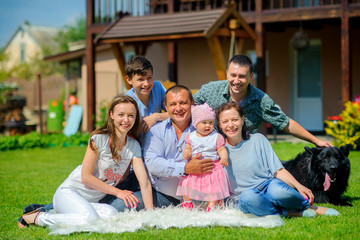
[86,0,107,132]
[255,0,267,136]
[207,36,227,80]
[167,0,177,82]
[341,0,351,107]
[86,0,96,132]
[255,0,266,92]
[111,43,131,90]
[36,73,43,134]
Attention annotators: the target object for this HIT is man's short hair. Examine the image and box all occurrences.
[165,85,193,105]
[228,55,253,74]
[125,56,153,79]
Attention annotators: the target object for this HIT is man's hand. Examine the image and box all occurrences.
[184,153,214,175]
[314,139,333,147]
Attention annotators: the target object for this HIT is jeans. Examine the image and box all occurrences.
[100,170,180,212]
[238,178,310,216]
[44,171,180,212]
[106,187,180,212]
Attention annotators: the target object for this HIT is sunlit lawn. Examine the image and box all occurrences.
[1,142,359,239]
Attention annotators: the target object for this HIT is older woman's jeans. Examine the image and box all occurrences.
[238,178,310,216]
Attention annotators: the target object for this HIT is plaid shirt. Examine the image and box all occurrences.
[193,80,289,131]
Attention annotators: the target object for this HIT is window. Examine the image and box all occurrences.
[20,43,26,63]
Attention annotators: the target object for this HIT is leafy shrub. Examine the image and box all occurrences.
[0,134,19,150]
[96,99,109,128]
[0,132,90,151]
[324,101,360,149]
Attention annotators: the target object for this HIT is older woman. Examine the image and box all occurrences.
[216,102,339,217]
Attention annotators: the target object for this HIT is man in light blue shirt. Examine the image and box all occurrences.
[143,115,191,200]
[108,85,214,211]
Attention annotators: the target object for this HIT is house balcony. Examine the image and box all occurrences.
[90,0,360,25]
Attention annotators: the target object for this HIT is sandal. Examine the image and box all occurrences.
[23,203,45,214]
[17,208,45,228]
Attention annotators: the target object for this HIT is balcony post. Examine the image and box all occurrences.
[86,0,96,132]
[168,0,177,83]
[255,0,266,92]
[341,0,351,108]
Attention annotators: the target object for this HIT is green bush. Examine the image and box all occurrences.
[96,99,109,128]
[0,132,90,151]
[324,101,360,149]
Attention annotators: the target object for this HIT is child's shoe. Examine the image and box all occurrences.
[182,201,194,210]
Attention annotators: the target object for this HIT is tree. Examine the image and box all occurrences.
[1,17,85,81]
[55,17,86,52]
[0,50,12,82]
[9,51,64,80]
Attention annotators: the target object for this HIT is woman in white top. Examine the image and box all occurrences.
[18,95,153,228]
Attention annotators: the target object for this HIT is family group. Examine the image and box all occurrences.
[18,55,339,229]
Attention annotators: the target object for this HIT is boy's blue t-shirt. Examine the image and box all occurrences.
[125,80,167,119]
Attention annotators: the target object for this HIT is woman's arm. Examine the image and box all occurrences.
[132,157,154,210]
[81,145,139,208]
[274,168,314,203]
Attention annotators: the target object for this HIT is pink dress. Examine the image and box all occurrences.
[176,131,230,201]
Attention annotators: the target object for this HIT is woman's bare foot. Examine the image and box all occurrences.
[310,205,340,216]
[287,209,316,218]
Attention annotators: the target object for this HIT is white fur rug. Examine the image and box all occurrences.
[49,205,284,235]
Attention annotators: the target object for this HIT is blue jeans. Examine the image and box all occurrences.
[45,171,180,212]
[238,178,310,216]
[106,188,180,212]
[100,171,180,212]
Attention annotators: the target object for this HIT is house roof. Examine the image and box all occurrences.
[44,48,85,63]
[4,22,59,51]
[44,44,110,63]
[24,24,59,49]
[96,5,256,44]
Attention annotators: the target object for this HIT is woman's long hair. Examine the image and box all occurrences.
[215,102,250,141]
[90,95,141,163]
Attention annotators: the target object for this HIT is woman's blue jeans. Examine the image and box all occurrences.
[238,178,310,216]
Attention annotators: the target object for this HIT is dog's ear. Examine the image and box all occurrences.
[304,147,316,170]
[305,146,322,156]
[304,146,313,154]
[340,144,351,157]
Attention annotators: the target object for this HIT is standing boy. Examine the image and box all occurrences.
[125,56,169,133]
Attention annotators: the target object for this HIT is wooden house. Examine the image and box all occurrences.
[46,0,360,133]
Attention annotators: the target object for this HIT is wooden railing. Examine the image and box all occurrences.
[91,0,360,24]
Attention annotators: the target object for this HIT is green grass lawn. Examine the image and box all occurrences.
[1,143,359,239]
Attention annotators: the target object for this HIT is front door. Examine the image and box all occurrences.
[291,39,323,131]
